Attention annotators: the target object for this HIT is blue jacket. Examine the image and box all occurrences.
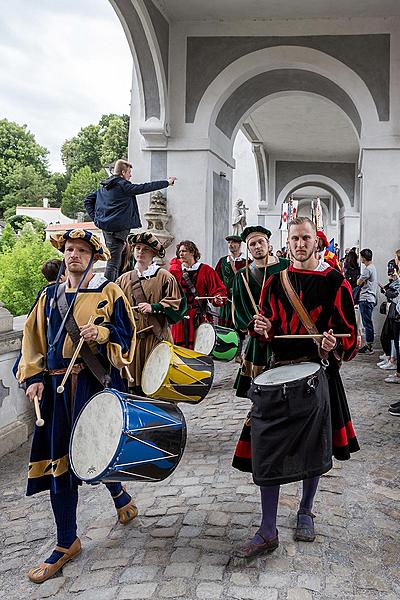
[84,175,169,232]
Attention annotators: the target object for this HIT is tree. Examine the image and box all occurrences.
[61,166,106,219]
[6,214,46,237]
[0,119,54,218]
[0,164,57,219]
[0,223,16,253]
[51,172,69,207]
[0,227,59,316]
[61,114,129,176]
[100,115,129,165]
[61,124,102,175]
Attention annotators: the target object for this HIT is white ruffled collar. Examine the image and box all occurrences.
[182,260,202,272]
[135,263,160,278]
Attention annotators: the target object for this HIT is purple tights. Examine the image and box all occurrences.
[251,476,320,544]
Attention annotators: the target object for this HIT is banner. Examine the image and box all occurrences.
[279,202,289,230]
[290,200,298,221]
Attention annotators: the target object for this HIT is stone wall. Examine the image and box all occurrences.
[0,306,32,459]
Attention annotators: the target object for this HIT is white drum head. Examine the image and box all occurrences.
[70,391,123,481]
[194,323,216,355]
[254,362,319,386]
[142,342,172,395]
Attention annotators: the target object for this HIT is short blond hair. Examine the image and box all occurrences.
[288,216,316,233]
[114,159,132,176]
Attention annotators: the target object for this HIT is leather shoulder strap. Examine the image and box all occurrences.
[130,270,165,340]
[279,269,319,335]
[56,283,110,386]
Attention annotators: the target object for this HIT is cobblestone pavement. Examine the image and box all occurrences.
[0,354,399,600]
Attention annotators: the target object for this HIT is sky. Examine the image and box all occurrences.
[0,0,132,172]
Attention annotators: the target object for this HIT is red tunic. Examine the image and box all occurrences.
[170,262,227,348]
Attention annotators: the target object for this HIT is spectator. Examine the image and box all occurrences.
[383,250,400,393]
[41,258,64,284]
[84,159,176,281]
[357,248,378,354]
[344,250,360,300]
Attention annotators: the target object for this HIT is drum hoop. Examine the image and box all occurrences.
[253,363,321,387]
[142,341,174,394]
[69,388,126,482]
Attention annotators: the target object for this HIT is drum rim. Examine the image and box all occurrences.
[194,322,216,355]
[253,362,321,387]
[69,388,125,482]
[141,341,173,395]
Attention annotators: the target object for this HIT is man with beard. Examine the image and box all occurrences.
[233,217,359,560]
[231,226,289,399]
[15,229,137,583]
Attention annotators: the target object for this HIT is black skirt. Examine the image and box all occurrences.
[250,366,332,486]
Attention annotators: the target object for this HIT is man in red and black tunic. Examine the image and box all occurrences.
[170,240,226,349]
[233,216,359,560]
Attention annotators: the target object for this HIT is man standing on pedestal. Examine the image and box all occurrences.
[84,159,176,281]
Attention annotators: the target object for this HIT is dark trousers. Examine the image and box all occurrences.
[393,321,400,373]
[103,230,130,282]
[359,300,375,344]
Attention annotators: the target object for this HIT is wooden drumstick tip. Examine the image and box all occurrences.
[57,385,64,394]
[33,395,44,427]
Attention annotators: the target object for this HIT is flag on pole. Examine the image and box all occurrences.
[290,200,298,221]
[279,202,289,230]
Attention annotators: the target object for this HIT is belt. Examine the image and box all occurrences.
[48,364,86,376]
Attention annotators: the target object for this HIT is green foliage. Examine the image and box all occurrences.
[0,164,57,219]
[0,227,59,316]
[50,172,69,207]
[100,115,129,165]
[61,166,106,219]
[0,119,54,218]
[61,124,102,176]
[6,215,46,237]
[61,114,129,176]
[0,223,17,252]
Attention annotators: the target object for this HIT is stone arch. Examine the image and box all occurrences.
[110,0,169,142]
[275,175,353,213]
[215,73,361,139]
[193,45,379,153]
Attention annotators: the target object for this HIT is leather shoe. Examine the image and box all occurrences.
[294,510,315,542]
[232,530,279,559]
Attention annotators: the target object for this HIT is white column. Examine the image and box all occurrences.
[360,148,400,280]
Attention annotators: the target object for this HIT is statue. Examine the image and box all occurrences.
[143,191,174,264]
[232,198,248,236]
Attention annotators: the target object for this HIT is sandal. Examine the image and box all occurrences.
[113,486,138,525]
[27,537,81,583]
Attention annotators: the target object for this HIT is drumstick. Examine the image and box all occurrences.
[195,296,227,300]
[240,273,259,314]
[275,333,351,339]
[137,325,154,334]
[33,395,44,427]
[123,366,134,384]
[57,316,94,394]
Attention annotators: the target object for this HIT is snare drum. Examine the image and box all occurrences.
[70,389,186,483]
[249,362,332,486]
[142,341,214,403]
[194,323,239,361]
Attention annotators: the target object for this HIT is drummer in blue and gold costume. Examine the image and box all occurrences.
[14,229,137,584]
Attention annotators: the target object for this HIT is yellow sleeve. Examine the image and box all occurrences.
[16,292,48,383]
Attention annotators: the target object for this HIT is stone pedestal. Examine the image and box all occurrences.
[144,191,174,264]
[0,305,32,459]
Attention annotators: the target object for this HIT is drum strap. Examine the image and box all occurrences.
[129,271,166,340]
[56,283,111,386]
[279,269,329,362]
[249,263,265,288]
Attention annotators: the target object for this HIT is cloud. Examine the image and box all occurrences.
[0,0,132,172]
